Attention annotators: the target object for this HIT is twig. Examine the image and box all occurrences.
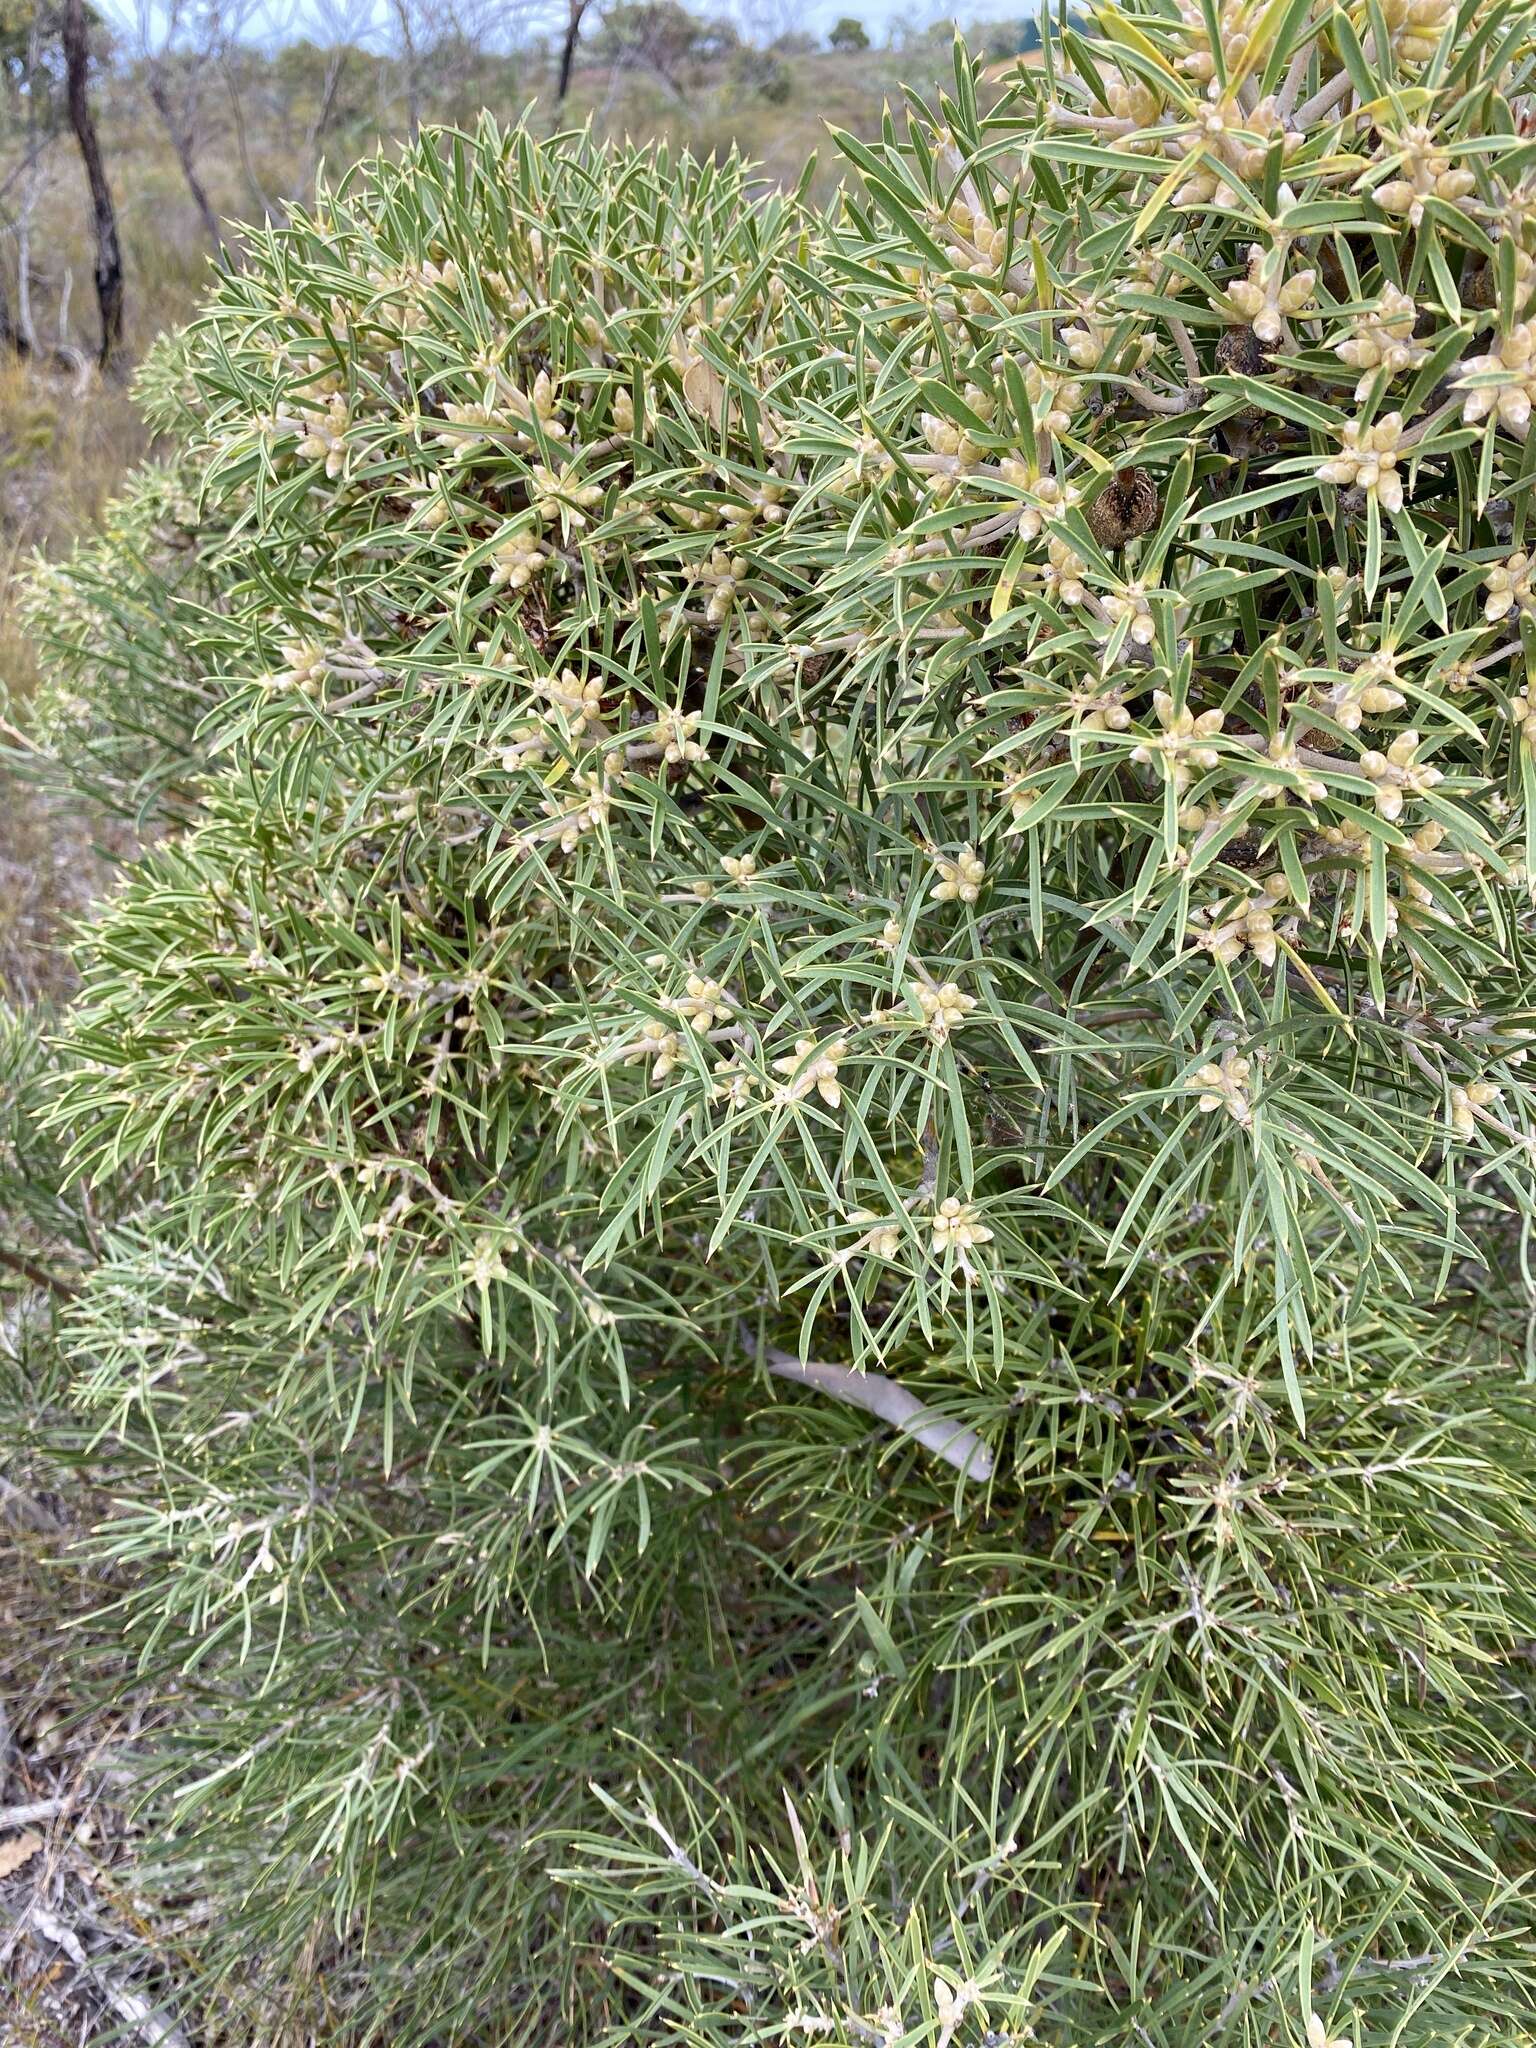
[0,1797,68,1829]
[1291,64,1355,128]
[1316,1949,1446,1994]
[1277,43,1312,120]
[1124,377,1200,416]
[916,1116,941,1201]
[1166,315,1203,387]
[759,1342,994,1482]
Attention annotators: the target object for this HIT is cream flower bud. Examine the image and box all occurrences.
[1457,322,1536,438]
[1449,1080,1501,1138]
[849,1209,903,1258]
[910,978,977,1042]
[772,1036,848,1108]
[671,974,733,1033]
[1484,551,1536,622]
[1317,413,1406,514]
[930,1197,993,1253]
[930,845,986,904]
[1191,1047,1254,1124]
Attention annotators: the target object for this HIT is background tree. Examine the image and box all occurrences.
[58,0,121,365]
[592,0,725,93]
[130,0,225,247]
[555,0,587,96]
[827,14,867,51]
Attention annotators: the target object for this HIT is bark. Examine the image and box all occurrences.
[60,0,124,368]
[557,0,589,100]
[146,71,223,249]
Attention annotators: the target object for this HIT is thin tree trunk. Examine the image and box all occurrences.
[220,54,279,224]
[61,0,124,368]
[557,0,588,99]
[16,221,35,356]
[146,71,223,249]
[0,267,27,358]
[305,48,349,187]
[389,0,421,141]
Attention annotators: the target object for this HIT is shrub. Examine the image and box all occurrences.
[22,4,1536,2040]
[728,44,794,103]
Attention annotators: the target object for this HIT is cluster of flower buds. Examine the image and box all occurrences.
[1316,655,1406,732]
[929,1197,994,1253]
[694,550,750,624]
[262,640,328,697]
[1334,286,1427,398]
[773,1037,849,1109]
[1449,1078,1502,1139]
[1376,0,1455,61]
[920,411,987,477]
[628,1018,683,1083]
[1131,693,1227,791]
[535,669,604,738]
[1037,537,1091,609]
[668,974,733,1033]
[906,976,978,1044]
[1318,415,1407,511]
[1484,552,1536,623]
[1021,361,1083,441]
[1102,584,1157,647]
[1360,730,1443,821]
[1223,245,1317,346]
[1172,92,1300,207]
[1458,323,1536,438]
[656,710,706,765]
[1192,873,1298,969]
[930,846,986,904]
[1191,1047,1255,1126]
[530,465,603,531]
[537,766,613,852]
[998,460,1080,540]
[1374,124,1476,227]
[488,527,550,591]
[295,394,351,479]
[848,1209,904,1259]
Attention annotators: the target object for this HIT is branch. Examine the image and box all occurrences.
[759,1343,994,1483]
[0,1245,82,1300]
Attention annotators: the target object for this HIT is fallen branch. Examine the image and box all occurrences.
[26,1906,193,2048]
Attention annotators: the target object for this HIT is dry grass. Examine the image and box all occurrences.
[0,1320,193,2048]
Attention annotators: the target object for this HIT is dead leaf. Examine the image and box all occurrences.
[0,1830,43,1880]
[681,356,728,432]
